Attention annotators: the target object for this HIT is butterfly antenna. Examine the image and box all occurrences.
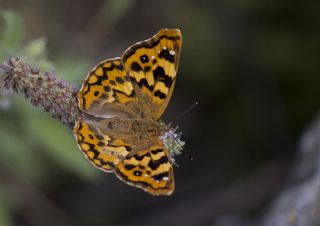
[169,101,198,126]
[170,157,180,167]
[168,131,184,149]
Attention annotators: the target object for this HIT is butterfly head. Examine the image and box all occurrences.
[160,123,185,157]
[159,121,172,132]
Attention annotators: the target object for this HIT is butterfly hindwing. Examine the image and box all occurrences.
[73,121,131,172]
[115,143,174,195]
[122,29,182,120]
[78,58,138,118]
[74,121,174,195]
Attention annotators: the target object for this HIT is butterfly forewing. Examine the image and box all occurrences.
[78,58,139,118]
[122,29,182,120]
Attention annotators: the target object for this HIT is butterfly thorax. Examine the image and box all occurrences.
[99,117,166,139]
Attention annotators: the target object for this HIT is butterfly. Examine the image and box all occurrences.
[73,29,182,195]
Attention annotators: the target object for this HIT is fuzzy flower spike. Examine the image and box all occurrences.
[0,57,92,127]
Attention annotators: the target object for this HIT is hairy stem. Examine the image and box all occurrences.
[0,57,90,128]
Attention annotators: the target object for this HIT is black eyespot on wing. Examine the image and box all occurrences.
[134,170,142,176]
[124,164,136,170]
[140,55,149,63]
[153,66,165,78]
[104,86,111,92]
[115,76,124,84]
[131,62,142,72]
[144,66,151,72]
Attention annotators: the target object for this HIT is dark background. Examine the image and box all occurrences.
[0,0,319,225]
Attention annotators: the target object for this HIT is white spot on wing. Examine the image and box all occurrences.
[134,171,140,176]
[169,50,175,55]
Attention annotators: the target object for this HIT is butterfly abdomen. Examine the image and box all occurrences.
[99,117,133,134]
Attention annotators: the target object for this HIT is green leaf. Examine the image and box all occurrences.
[24,38,47,58]
[0,10,24,49]
[98,0,134,29]
[23,111,99,182]
[0,196,12,226]
[0,126,42,180]
[54,55,90,81]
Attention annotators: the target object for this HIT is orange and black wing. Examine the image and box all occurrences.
[115,142,174,195]
[122,29,182,119]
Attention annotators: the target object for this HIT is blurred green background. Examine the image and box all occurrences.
[0,0,319,225]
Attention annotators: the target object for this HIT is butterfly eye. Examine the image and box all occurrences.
[94,91,99,96]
